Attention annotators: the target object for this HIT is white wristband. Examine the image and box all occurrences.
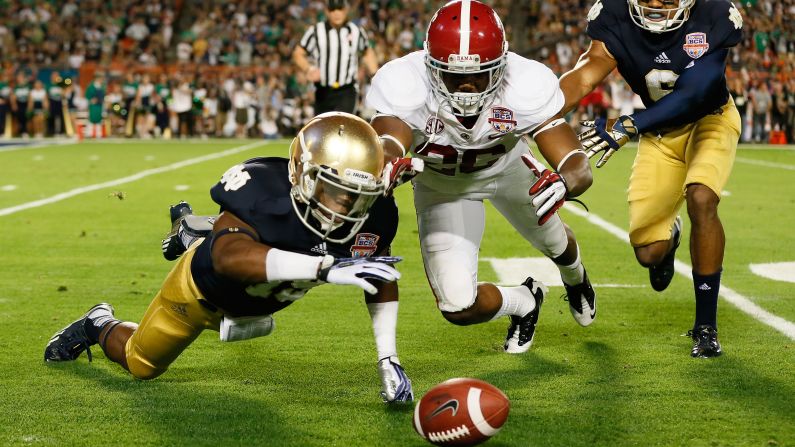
[530,118,566,139]
[556,149,587,172]
[265,248,332,282]
[379,134,407,157]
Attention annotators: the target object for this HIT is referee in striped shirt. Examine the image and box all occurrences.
[293,0,378,115]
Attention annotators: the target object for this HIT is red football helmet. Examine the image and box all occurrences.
[424,0,508,117]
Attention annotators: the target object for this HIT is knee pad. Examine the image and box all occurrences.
[432,275,477,313]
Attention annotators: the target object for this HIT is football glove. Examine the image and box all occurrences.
[377,356,414,403]
[318,257,402,295]
[332,256,403,267]
[522,154,568,225]
[382,157,424,196]
[578,115,638,168]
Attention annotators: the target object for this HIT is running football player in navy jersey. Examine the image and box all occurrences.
[44,113,414,403]
[559,0,744,358]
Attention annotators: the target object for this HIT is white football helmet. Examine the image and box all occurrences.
[288,112,385,244]
[628,0,696,33]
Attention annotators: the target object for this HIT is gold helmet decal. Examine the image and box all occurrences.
[288,112,385,243]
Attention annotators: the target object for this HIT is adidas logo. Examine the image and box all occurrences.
[698,283,712,291]
[310,242,328,254]
[654,52,671,64]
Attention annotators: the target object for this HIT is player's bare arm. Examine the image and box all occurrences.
[518,117,593,227]
[210,211,273,283]
[532,117,593,197]
[559,40,617,116]
[371,114,423,196]
[371,114,413,163]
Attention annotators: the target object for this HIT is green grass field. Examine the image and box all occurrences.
[0,139,793,446]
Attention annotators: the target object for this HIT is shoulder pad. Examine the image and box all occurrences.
[210,158,292,219]
[365,52,427,117]
[702,0,743,48]
[502,53,564,119]
[585,0,621,43]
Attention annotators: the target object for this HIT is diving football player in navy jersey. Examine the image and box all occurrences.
[44,113,414,402]
[559,0,744,358]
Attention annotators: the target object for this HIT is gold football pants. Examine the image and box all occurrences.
[628,97,741,247]
[125,245,221,379]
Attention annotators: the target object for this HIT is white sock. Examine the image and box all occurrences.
[492,285,535,320]
[558,247,585,286]
[367,301,398,361]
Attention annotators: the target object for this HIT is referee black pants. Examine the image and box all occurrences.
[314,84,357,115]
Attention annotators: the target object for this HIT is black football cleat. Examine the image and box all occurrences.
[162,201,193,261]
[687,324,722,358]
[650,216,682,292]
[564,270,596,327]
[44,303,115,362]
[504,277,547,354]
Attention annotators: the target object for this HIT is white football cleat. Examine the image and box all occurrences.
[564,270,596,327]
[504,277,547,354]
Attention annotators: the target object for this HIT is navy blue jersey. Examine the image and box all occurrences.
[587,0,742,113]
[191,157,398,317]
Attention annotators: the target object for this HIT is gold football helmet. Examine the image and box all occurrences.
[288,112,385,243]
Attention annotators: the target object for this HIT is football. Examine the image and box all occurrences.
[413,378,510,446]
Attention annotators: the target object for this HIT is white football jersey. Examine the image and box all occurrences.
[366,51,564,190]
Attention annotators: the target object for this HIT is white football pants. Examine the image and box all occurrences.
[414,159,569,312]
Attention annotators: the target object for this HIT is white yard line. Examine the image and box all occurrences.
[563,204,795,341]
[734,157,795,171]
[0,140,272,217]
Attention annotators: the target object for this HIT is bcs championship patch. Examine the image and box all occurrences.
[350,233,379,257]
[488,107,517,133]
[683,32,709,59]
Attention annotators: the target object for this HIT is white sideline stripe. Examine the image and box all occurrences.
[0,140,272,217]
[563,204,795,341]
[0,138,77,152]
[735,157,795,171]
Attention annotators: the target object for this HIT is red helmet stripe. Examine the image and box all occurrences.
[459,0,471,56]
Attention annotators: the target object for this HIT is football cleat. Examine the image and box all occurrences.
[162,201,193,261]
[44,303,115,362]
[169,200,193,224]
[564,270,596,327]
[377,356,414,403]
[161,202,215,261]
[649,216,682,292]
[504,277,547,354]
[687,325,722,358]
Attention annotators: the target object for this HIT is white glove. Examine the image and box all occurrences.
[377,356,414,403]
[382,157,424,196]
[318,258,401,294]
[522,154,568,225]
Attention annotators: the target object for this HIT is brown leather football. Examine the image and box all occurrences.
[413,378,510,446]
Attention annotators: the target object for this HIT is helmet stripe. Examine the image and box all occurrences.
[459,0,471,55]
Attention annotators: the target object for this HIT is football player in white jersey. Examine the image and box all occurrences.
[367,0,597,354]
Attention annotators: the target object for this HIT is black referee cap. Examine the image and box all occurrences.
[327,0,349,9]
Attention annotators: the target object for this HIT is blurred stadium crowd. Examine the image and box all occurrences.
[0,0,792,143]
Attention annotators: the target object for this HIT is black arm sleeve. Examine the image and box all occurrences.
[632,49,729,133]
